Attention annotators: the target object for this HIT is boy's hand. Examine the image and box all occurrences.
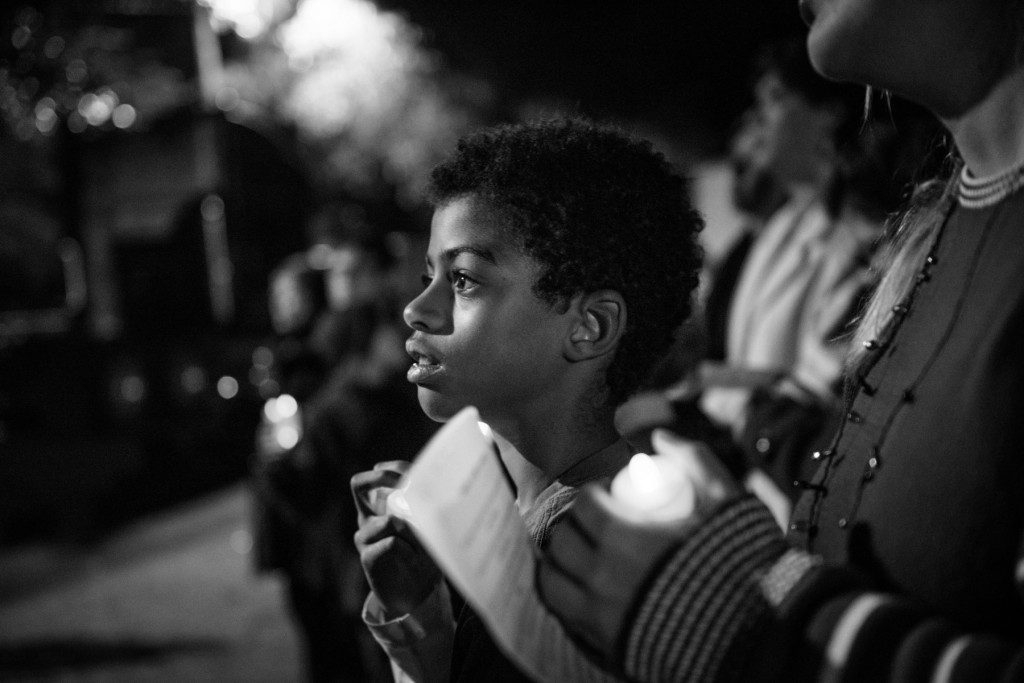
[352,461,441,616]
[537,430,741,658]
[352,461,408,524]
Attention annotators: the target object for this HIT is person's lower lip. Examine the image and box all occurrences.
[407,362,442,384]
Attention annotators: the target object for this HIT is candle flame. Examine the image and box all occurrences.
[387,488,412,520]
[477,421,494,441]
[627,453,663,495]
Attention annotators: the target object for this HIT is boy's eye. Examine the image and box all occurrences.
[420,273,432,289]
[448,270,477,292]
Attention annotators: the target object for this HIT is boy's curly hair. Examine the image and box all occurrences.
[426,116,704,406]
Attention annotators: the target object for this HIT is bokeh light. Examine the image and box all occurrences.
[217,375,239,399]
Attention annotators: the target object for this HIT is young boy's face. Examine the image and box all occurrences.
[403,196,575,425]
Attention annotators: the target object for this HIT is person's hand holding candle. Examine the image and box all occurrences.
[352,460,441,617]
[609,450,696,522]
[538,429,742,659]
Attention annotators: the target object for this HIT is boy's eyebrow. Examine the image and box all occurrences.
[441,245,498,265]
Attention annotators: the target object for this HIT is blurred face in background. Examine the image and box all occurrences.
[269,269,317,335]
[728,110,789,220]
[747,71,841,192]
[801,0,1017,118]
[325,245,386,311]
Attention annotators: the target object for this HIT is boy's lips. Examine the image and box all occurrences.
[405,339,443,384]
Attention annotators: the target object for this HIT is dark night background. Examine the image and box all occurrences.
[378,0,807,154]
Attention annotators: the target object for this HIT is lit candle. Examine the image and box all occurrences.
[386,488,413,522]
[610,452,695,522]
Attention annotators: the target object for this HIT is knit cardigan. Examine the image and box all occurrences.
[622,190,1024,682]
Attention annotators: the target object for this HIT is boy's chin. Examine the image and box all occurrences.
[416,388,468,423]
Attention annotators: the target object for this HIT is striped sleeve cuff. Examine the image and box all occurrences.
[622,496,791,683]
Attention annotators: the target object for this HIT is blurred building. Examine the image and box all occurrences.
[0,0,313,544]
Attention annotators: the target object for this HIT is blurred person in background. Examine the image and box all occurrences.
[304,205,404,374]
[253,205,438,683]
[265,251,330,404]
[539,0,1024,680]
[617,36,942,526]
[699,108,791,368]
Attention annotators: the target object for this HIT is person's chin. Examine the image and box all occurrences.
[804,9,863,85]
[798,0,816,27]
[416,386,468,423]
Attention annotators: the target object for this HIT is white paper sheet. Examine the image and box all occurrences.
[392,406,622,683]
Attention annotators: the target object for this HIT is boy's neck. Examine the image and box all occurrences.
[490,409,620,512]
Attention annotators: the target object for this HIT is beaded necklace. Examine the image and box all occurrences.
[791,194,960,543]
[957,162,1024,209]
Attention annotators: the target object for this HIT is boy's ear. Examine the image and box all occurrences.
[565,290,626,362]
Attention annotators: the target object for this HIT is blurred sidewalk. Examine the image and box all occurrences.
[0,484,302,682]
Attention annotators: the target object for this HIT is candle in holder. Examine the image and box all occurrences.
[610,451,695,522]
[386,487,413,522]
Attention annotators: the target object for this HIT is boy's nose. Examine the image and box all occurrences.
[403,280,448,332]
